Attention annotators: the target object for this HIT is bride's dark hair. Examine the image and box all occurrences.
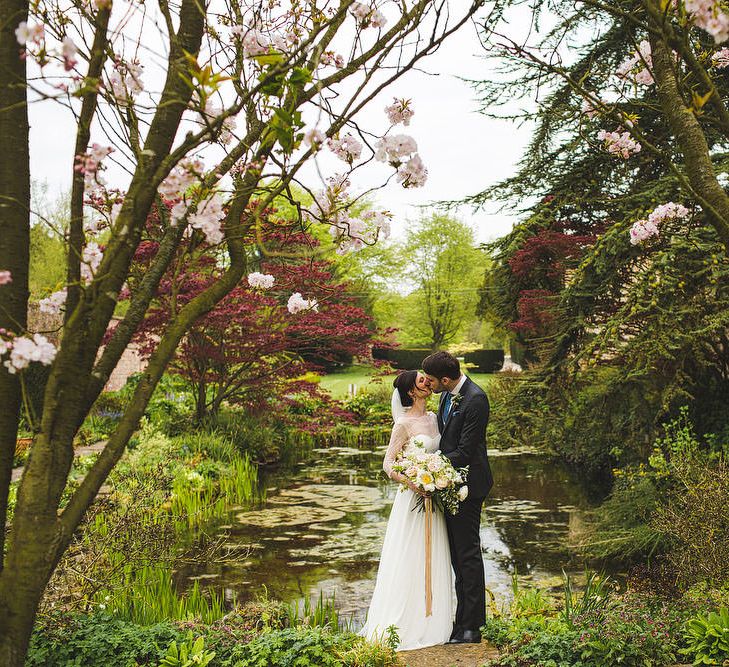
[393,370,418,408]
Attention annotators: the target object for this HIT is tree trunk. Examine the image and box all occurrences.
[0,0,30,576]
[196,380,208,423]
[650,32,729,252]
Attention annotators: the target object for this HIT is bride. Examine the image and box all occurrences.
[359,370,453,651]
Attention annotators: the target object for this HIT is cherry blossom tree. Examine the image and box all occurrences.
[0,0,484,661]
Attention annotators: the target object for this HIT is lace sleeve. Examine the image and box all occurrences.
[383,420,410,478]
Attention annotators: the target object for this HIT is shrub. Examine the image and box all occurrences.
[575,475,665,562]
[158,632,216,667]
[680,608,729,665]
[371,347,431,370]
[224,627,397,667]
[26,612,184,667]
[652,457,729,587]
[464,349,505,373]
[484,581,689,667]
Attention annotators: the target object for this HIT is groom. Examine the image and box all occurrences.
[422,351,493,645]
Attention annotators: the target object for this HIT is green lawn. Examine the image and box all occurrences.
[318,365,497,399]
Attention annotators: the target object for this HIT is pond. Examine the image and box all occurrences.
[178,440,608,625]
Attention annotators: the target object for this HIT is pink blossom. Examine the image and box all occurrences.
[239,28,270,58]
[247,272,275,289]
[396,154,428,188]
[362,210,392,239]
[597,129,642,159]
[188,193,225,245]
[629,219,659,245]
[374,134,418,163]
[385,98,415,126]
[287,292,318,314]
[647,201,690,225]
[74,144,113,189]
[712,47,729,67]
[321,51,345,68]
[61,37,78,71]
[616,41,654,85]
[39,288,67,315]
[306,174,353,228]
[201,100,236,144]
[3,333,57,374]
[350,2,386,28]
[629,202,689,244]
[81,241,103,282]
[581,98,601,119]
[160,157,204,200]
[15,22,44,46]
[0,271,11,285]
[327,133,362,163]
[686,0,729,43]
[108,60,144,102]
[303,128,326,150]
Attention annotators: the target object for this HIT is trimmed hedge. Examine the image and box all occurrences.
[372,347,432,370]
[464,349,505,373]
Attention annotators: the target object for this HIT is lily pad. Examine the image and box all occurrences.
[235,505,346,528]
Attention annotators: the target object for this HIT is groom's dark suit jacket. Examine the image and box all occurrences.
[438,377,493,498]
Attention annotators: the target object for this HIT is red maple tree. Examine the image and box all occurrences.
[124,204,378,421]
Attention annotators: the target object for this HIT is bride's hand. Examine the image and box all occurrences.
[406,481,426,496]
[392,473,425,496]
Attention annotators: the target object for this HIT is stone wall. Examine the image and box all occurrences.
[27,304,147,392]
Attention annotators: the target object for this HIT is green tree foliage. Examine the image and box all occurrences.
[473,7,729,469]
[399,214,486,350]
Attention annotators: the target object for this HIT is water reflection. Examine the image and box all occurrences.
[178,444,605,622]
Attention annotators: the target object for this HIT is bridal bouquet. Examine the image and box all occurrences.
[392,437,469,514]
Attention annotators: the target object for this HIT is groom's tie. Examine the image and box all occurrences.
[443,392,452,421]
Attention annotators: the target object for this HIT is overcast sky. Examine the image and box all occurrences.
[28,3,534,245]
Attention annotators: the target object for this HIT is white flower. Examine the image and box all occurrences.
[712,47,729,68]
[81,242,103,283]
[239,28,270,58]
[287,292,318,314]
[385,98,415,126]
[4,333,57,374]
[458,486,469,502]
[350,2,386,28]
[374,134,418,163]
[396,154,428,188]
[247,272,275,289]
[327,134,362,163]
[61,36,78,71]
[15,21,44,45]
[39,288,67,316]
[303,128,326,150]
[0,271,12,285]
[188,193,225,245]
[160,157,204,201]
[417,469,436,492]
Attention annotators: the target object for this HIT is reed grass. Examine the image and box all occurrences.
[287,591,341,630]
[96,564,227,625]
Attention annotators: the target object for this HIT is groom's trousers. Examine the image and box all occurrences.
[445,495,486,632]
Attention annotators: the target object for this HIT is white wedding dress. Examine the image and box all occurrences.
[360,411,454,651]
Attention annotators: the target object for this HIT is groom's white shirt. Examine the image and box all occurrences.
[450,374,467,395]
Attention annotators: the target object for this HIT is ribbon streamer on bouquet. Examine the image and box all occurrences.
[424,495,433,617]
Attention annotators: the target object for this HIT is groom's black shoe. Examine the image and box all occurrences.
[447,629,481,644]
